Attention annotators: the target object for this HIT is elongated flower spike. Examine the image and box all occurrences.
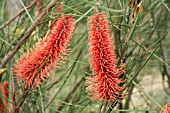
[161,104,170,113]
[13,15,75,89]
[0,81,8,113]
[0,98,5,113]
[86,12,125,102]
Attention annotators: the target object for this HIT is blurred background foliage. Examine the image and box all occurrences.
[0,0,170,113]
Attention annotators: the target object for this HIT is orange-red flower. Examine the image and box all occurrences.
[161,104,170,113]
[13,15,75,88]
[0,99,5,113]
[36,1,63,15]
[0,81,8,113]
[86,12,124,102]
[37,0,42,15]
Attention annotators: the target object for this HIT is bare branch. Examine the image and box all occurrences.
[0,0,37,30]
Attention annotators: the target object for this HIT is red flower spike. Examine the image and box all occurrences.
[161,104,170,113]
[55,2,63,13]
[0,97,5,113]
[86,12,124,102]
[37,0,42,15]
[0,81,9,113]
[0,84,5,113]
[37,1,63,15]
[3,81,8,104]
[13,15,75,89]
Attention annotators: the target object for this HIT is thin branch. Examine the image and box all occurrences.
[124,84,135,110]
[159,33,170,92]
[0,0,37,30]
[102,102,108,113]
[146,6,164,48]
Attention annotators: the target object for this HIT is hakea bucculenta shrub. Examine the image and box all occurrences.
[86,12,125,102]
[13,15,75,88]
[0,81,8,113]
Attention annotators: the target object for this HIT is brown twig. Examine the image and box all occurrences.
[145,6,164,49]
[102,102,108,113]
[0,0,37,30]
[156,1,170,94]
[159,33,170,93]
[9,63,16,113]
[114,17,123,59]
[124,84,135,111]
[0,0,59,81]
